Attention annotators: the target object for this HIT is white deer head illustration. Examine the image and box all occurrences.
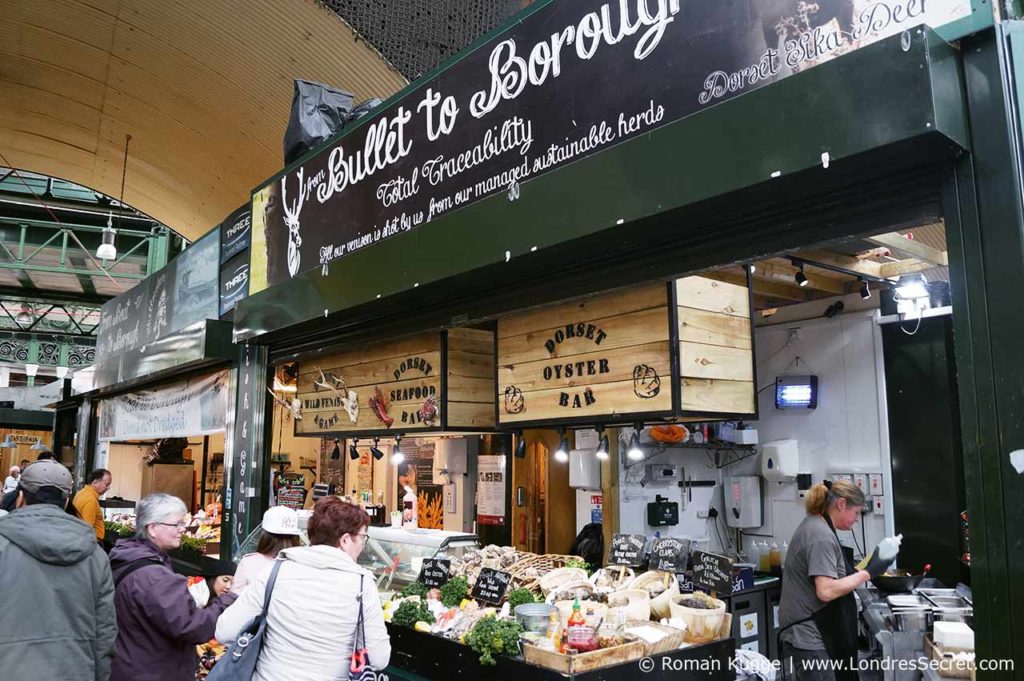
[281,168,307,278]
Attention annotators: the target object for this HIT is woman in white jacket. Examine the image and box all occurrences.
[216,498,390,680]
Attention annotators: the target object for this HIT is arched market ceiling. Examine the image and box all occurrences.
[0,0,408,239]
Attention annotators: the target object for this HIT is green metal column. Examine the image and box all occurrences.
[146,227,170,273]
[944,24,1024,677]
[223,343,272,560]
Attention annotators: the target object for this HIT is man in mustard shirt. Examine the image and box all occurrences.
[73,468,112,541]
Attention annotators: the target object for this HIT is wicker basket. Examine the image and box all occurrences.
[509,554,583,593]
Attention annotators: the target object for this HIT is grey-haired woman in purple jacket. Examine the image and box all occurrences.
[109,494,237,681]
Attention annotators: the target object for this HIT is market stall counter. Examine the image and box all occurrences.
[385,624,735,681]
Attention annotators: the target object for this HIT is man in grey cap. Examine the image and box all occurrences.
[0,460,116,680]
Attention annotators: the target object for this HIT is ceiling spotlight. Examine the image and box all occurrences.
[554,429,569,463]
[747,263,756,275]
[895,273,929,299]
[371,437,385,461]
[349,438,360,460]
[97,212,118,261]
[391,449,405,465]
[330,439,341,460]
[859,278,871,300]
[794,265,809,288]
[515,432,527,459]
[627,432,645,461]
[595,431,610,461]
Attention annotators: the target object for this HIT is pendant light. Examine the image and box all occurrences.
[24,363,39,378]
[0,435,16,449]
[349,438,360,460]
[98,134,131,262]
[30,438,48,451]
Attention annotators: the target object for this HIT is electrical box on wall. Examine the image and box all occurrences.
[724,476,763,529]
[646,463,681,483]
[434,439,467,484]
[647,495,679,526]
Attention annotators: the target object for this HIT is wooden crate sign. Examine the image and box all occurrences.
[496,276,756,426]
[296,328,495,435]
[497,284,673,425]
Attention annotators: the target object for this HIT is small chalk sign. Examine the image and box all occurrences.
[471,568,513,605]
[650,537,691,573]
[419,558,451,587]
[610,533,647,567]
[692,550,734,595]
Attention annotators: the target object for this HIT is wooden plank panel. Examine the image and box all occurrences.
[680,378,756,414]
[447,350,495,379]
[677,307,752,349]
[498,307,670,364]
[447,401,496,429]
[676,276,750,317]
[297,377,442,434]
[498,342,671,393]
[500,379,672,424]
[447,375,495,404]
[447,328,495,355]
[679,342,754,381]
[298,351,442,392]
[298,334,440,377]
[498,284,666,339]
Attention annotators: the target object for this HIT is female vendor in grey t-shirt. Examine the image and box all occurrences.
[778,479,896,680]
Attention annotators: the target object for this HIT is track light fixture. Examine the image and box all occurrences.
[794,265,809,287]
[747,263,756,275]
[859,278,871,300]
[388,437,403,464]
[515,432,527,459]
[330,439,341,460]
[349,438,360,460]
[371,437,386,461]
[554,428,570,463]
[627,423,645,461]
[595,428,609,461]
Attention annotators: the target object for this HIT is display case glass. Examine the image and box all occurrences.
[358,527,479,593]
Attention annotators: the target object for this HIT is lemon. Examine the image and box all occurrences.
[414,621,432,633]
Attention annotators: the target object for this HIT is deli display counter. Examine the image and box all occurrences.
[359,527,480,592]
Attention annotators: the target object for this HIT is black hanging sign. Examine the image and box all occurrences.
[419,558,452,587]
[609,533,646,567]
[248,0,970,295]
[650,537,690,573]
[471,567,513,605]
[220,205,252,263]
[692,550,734,595]
[219,250,250,316]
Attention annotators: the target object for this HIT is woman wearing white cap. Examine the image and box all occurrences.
[230,506,303,594]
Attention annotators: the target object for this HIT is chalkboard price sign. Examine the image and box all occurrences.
[419,558,452,587]
[650,537,691,573]
[692,550,734,595]
[471,568,513,605]
[610,533,647,567]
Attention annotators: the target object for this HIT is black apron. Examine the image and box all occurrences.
[778,515,859,681]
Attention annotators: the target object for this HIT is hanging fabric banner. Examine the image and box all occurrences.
[97,370,229,441]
